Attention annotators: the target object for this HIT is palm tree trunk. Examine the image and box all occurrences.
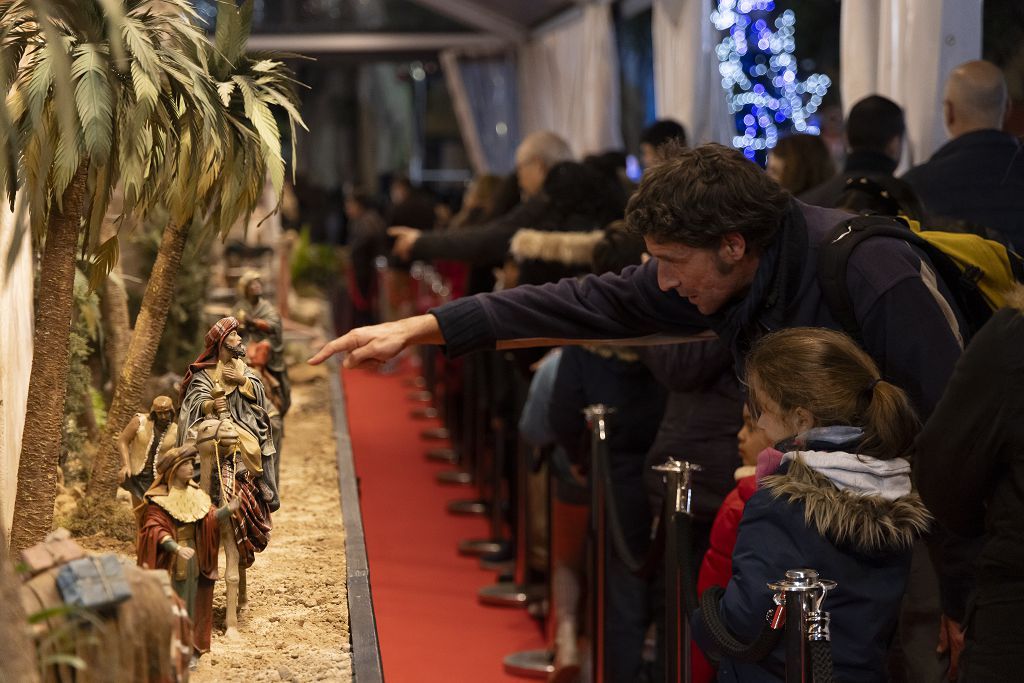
[86,218,191,500]
[10,163,90,552]
[99,270,131,390]
[0,527,40,683]
[98,200,131,394]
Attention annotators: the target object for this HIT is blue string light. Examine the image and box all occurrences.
[711,1,831,162]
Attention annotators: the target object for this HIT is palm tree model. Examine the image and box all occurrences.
[1,0,225,550]
[85,0,305,506]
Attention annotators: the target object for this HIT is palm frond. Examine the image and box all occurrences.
[71,43,113,163]
[86,233,118,292]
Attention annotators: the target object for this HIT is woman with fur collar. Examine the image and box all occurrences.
[693,328,931,682]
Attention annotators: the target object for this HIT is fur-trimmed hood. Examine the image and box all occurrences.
[509,228,604,266]
[761,454,931,553]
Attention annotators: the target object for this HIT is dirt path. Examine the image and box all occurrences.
[188,367,352,682]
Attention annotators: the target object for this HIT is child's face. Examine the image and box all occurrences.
[748,376,813,445]
[737,404,773,467]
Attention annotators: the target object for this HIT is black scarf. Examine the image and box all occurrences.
[709,200,809,374]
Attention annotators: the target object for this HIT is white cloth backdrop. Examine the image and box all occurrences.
[441,50,520,175]
[518,3,623,156]
[840,0,982,167]
[0,198,33,539]
[652,0,733,146]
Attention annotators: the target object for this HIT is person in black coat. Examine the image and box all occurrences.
[547,228,667,683]
[389,131,574,269]
[801,95,924,219]
[901,60,1024,249]
[915,285,1024,678]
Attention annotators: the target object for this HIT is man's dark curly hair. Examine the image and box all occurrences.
[625,143,791,250]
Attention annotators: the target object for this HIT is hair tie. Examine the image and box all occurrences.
[867,378,882,392]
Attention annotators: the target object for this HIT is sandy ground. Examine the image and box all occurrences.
[78,366,353,683]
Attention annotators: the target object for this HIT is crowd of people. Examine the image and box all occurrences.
[315,58,1024,682]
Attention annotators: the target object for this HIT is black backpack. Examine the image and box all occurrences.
[818,215,1024,343]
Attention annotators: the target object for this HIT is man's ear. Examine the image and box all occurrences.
[943,99,955,131]
[720,232,748,263]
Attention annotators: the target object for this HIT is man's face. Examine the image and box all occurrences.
[515,156,546,198]
[223,330,246,359]
[640,142,658,170]
[643,235,756,315]
[154,409,174,427]
[172,459,194,487]
[246,279,263,300]
[765,153,785,184]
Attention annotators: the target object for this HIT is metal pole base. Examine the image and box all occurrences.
[436,469,473,485]
[421,427,450,440]
[426,447,458,464]
[410,406,439,419]
[408,390,433,403]
[503,649,554,679]
[480,557,515,573]
[447,499,488,516]
[478,581,546,608]
[458,538,504,556]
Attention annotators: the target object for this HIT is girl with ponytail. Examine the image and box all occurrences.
[693,327,932,682]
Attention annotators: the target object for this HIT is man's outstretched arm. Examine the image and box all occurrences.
[309,259,712,369]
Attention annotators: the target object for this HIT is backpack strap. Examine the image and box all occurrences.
[818,215,919,344]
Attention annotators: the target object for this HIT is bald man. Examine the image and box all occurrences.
[902,60,1024,247]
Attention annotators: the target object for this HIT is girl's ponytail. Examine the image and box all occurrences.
[860,379,920,461]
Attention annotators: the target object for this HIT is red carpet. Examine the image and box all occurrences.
[343,362,545,682]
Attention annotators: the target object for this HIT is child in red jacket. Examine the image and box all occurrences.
[691,405,774,683]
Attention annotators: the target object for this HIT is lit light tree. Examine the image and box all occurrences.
[711,0,831,163]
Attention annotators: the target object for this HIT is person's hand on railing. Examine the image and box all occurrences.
[388,226,421,261]
[307,314,443,370]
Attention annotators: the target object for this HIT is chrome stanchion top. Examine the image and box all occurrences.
[583,404,615,441]
[652,458,702,515]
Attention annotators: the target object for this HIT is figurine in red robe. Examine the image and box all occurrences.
[137,442,238,666]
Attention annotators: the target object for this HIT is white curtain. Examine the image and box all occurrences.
[840,0,982,167]
[0,198,33,539]
[652,0,732,146]
[441,50,520,175]
[518,3,623,156]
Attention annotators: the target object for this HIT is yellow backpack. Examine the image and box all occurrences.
[818,215,1024,342]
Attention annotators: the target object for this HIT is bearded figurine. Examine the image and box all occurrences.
[119,395,179,525]
[137,443,239,666]
[234,271,290,416]
[179,317,280,511]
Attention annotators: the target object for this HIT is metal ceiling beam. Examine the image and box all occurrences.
[246,32,507,53]
[410,0,528,43]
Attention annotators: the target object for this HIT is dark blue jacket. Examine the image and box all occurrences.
[902,130,1024,249]
[693,456,928,682]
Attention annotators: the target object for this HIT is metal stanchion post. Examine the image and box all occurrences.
[767,569,835,683]
[584,405,612,683]
[481,437,543,607]
[439,355,477,488]
[374,256,391,324]
[652,458,700,683]
[502,442,554,678]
